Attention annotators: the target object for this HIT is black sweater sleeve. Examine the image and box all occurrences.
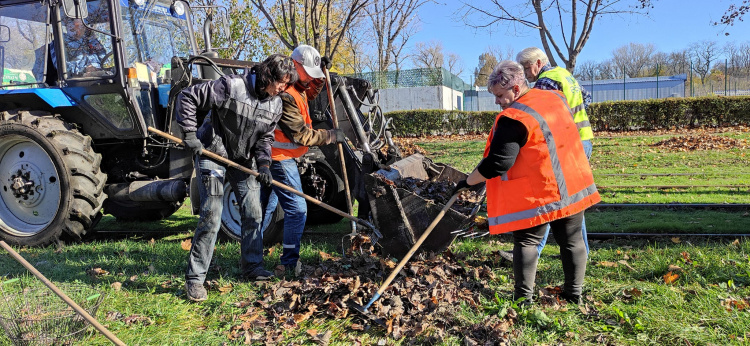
[476,116,528,180]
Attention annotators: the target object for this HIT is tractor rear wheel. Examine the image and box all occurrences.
[0,111,106,246]
[219,182,284,246]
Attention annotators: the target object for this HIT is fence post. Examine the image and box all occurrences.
[725,58,728,96]
[656,63,660,98]
[623,66,626,100]
[690,61,693,97]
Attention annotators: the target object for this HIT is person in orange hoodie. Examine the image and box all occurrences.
[453,60,600,305]
[260,45,346,278]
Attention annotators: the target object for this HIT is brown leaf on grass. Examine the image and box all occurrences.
[87,267,109,277]
[598,261,619,267]
[319,251,340,261]
[681,251,693,264]
[668,264,683,272]
[618,260,635,271]
[306,329,332,345]
[720,298,749,311]
[622,288,643,299]
[105,311,123,321]
[123,314,153,326]
[732,239,741,246]
[663,271,679,284]
[180,238,192,251]
[149,238,155,247]
[111,282,122,291]
[671,237,681,244]
[351,323,365,331]
[218,284,233,295]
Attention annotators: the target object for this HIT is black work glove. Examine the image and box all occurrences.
[257,165,273,188]
[320,56,332,70]
[451,180,471,196]
[330,129,347,144]
[183,132,203,156]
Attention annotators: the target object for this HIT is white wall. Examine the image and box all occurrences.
[375,86,464,112]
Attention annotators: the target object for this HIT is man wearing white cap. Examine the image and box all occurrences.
[261,45,346,278]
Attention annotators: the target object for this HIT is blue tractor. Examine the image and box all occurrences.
[0,0,404,247]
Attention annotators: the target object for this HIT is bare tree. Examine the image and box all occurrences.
[249,0,370,59]
[660,49,691,76]
[411,40,444,69]
[716,1,750,31]
[192,0,276,60]
[487,44,515,61]
[610,42,655,77]
[458,0,653,72]
[447,52,464,76]
[573,60,598,80]
[366,0,430,72]
[690,40,720,84]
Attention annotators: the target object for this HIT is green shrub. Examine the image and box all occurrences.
[384,96,750,135]
[588,96,750,131]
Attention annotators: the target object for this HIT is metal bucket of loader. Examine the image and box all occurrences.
[364,154,486,259]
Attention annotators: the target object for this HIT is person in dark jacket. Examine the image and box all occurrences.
[176,54,298,302]
[261,45,346,278]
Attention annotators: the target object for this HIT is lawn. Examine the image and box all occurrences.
[0,129,749,345]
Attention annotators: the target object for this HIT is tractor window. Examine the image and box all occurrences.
[120,0,196,82]
[0,3,50,88]
[62,0,115,79]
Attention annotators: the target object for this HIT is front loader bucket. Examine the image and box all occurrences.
[365,154,485,259]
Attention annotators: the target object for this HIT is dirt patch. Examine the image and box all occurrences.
[651,134,749,151]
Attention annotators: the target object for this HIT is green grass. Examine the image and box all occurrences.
[417,130,750,204]
[0,131,749,345]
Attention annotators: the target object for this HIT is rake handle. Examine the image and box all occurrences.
[372,193,461,299]
[323,66,356,233]
[147,127,375,230]
[0,241,126,346]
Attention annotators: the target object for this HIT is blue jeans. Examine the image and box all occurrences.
[260,159,307,266]
[537,139,593,257]
[186,157,264,284]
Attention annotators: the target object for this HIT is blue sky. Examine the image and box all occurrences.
[409,0,750,82]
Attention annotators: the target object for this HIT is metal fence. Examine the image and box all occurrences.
[347,67,472,92]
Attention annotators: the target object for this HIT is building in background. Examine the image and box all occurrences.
[580,74,687,102]
[347,68,471,113]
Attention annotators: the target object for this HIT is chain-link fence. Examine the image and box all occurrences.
[347,67,472,91]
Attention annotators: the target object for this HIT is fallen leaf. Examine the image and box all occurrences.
[671,237,681,244]
[218,284,233,295]
[663,271,679,284]
[111,282,122,291]
[667,264,683,272]
[622,287,642,299]
[122,314,154,326]
[87,267,109,277]
[732,239,740,246]
[598,261,619,267]
[105,311,123,321]
[319,251,340,261]
[149,238,155,247]
[618,260,635,271]
[180,238,192,251]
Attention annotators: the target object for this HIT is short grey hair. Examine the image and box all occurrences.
[516,47,549,66]
[487,60,526,90]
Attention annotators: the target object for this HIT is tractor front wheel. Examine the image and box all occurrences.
[0,111,106,246]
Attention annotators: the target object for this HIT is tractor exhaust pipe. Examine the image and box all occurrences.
[105,179,187,202]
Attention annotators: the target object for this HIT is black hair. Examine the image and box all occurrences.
[254,54,298,95]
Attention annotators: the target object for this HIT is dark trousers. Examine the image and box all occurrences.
[512,211,587,302]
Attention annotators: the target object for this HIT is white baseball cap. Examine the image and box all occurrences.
[291,45,325,79]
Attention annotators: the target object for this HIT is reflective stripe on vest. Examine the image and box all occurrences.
[484,89,600,234]
[271,85,312,161]
[538,67,594,141]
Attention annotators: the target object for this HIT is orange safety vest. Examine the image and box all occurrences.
[485,88,600,234]
[271,85,312,161]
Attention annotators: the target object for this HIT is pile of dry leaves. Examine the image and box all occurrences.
[650,134,748,151]
[396,177,484,215]
[226,247,522,345]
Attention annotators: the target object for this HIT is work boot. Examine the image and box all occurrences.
[245,266,274,281]
[185,281,207,302]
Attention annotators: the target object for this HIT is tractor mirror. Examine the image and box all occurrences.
[61,0,89,19]
[0,25,9,43]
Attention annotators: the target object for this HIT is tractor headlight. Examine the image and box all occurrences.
[171,1,186,16]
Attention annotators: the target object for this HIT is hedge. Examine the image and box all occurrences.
[384,96,750,136]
